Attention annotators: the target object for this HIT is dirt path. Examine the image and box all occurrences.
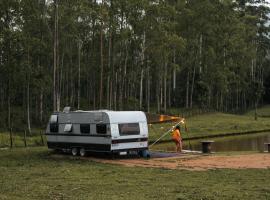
[89,153,270,171]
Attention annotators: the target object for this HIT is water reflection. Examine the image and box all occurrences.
[152,132,270,152]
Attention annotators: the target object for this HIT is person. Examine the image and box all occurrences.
[171,125,182,152]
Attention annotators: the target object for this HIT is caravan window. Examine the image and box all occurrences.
[96,124,107,134]
[49,115,58,133]
[64,124,73,132]
[118,123,140,136]
[80,124,90,134]
[50,115,58,123]
[50,123,58,133]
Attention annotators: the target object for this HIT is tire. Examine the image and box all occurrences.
[142,150,150,159]
[138,150,143,157]
[71,147,78,156]
[79,148,86,157]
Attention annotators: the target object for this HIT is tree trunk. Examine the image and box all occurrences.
[8,83,11,130]
[173,50,176,106]
[110,77,113,109]
[139,68,144,110]
[107,75,110,109]
[173,50,176,91]
[147,66,150,112]
[58,52,66,108]
[190,66,196,108]
[163,62,167,113]
[168,74,171,108]
[156,77,160,113]
[0,86,3,110]
[114,72,117,110]
[27,78,31,135]
[107,30,112,109]
[77,41,81,109]
[185,71,190,108]
[40,90,43,124]
[99,1,104,109]
[160,79,163,110]
[254,101,258,121]
[27,46,31,135]
[199,34,203,73]
[53,0,59,111]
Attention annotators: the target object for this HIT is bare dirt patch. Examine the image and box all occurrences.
[89,152,270,171]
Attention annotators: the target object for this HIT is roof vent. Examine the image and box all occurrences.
[63,107,71,113]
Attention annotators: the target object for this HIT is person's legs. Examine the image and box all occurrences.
[175,139,181,152]
[176,142,180,152]
[173,140,179,152]
[179,140,182,152]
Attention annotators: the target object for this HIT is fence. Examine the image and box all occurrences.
[0,128,46,148]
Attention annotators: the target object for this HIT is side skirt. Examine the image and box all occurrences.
[47,142,148,153]
[47,142,111,152]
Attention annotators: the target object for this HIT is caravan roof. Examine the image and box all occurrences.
[54,110,147,124]
[105,111,146,123]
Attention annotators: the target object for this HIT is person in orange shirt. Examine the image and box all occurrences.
[171,125,182,152]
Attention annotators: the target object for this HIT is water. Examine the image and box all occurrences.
[152,132,270,152]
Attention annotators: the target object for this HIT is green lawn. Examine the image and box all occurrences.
[0,147,269,200]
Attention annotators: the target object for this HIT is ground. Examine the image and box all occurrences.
[0,148,270,200]
[77,151,270,170]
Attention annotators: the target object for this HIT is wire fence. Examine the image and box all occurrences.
[0,128,46,148]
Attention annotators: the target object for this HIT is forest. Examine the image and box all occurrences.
[0,0,270,132]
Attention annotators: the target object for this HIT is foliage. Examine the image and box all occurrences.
[0,0,270,130]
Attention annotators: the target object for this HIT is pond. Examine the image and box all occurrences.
[151,132,270,152]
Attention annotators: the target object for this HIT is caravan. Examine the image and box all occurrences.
[45,107,149,156]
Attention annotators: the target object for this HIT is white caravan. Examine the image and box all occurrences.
[45,107,149,156]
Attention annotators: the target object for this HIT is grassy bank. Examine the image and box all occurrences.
[148,107,270,142]
[0,147,269,200]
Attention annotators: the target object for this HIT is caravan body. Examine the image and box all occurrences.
[45,109,148,156]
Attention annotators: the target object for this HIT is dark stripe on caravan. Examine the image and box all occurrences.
[112,138,148,144]
[112,147,148,153]
[47,142,111,152]
[45,133,111,138]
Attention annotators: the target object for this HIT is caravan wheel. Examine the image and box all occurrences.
[79,148,86,157]
[71,148,78,156]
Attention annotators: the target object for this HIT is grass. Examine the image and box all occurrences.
[148,107,270,142]
[0,147,270,200]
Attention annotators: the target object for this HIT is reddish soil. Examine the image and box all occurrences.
[89,153,270,171]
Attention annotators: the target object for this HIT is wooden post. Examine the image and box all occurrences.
[40,131,44,146]
[24,130,27,147]
[265,143,270,153]
[9,128,13,148]
[201,141,214,153]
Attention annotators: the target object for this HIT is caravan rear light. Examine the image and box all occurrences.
[112,140,118,144]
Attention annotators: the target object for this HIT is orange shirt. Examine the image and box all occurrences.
[172,129,181,140]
